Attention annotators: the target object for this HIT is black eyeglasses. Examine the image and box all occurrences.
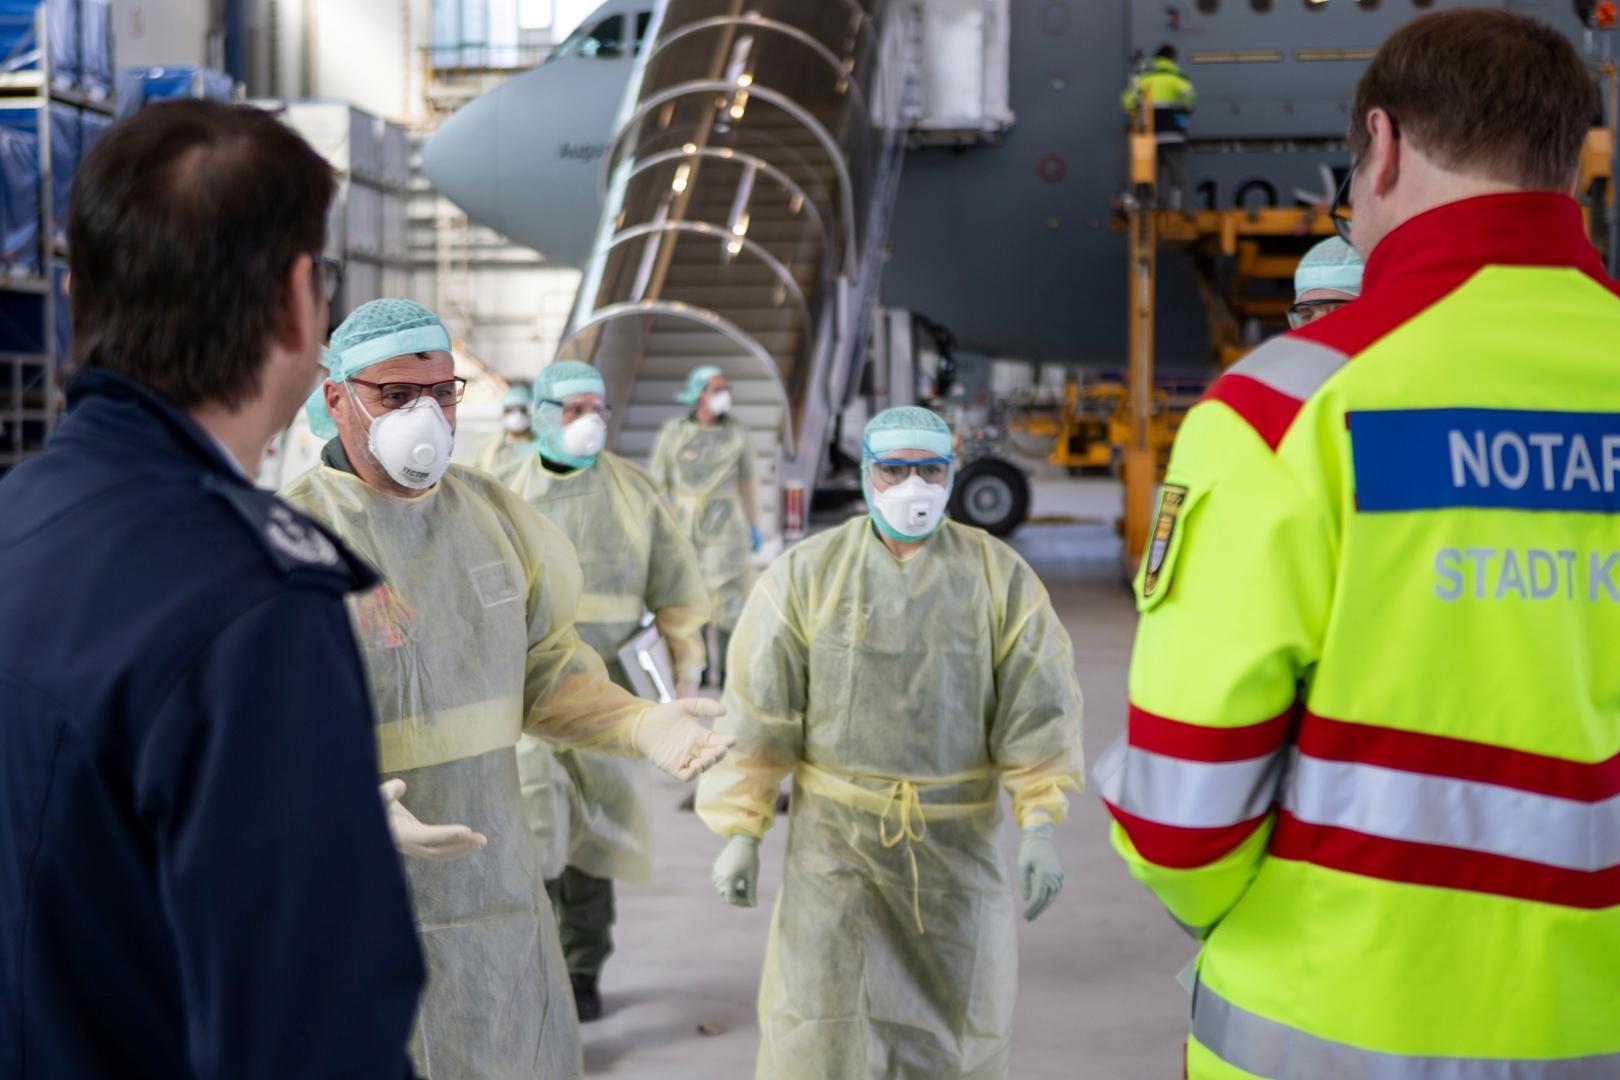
[1331,113,1396,244]
[349,377,467,411]
[1328,168,1354,244]
[1287,298,1348,330]
[315,255,344,304]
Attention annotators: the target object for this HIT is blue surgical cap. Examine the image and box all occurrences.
[677,364,724,405]
[304,299,453,438]
[535,360,606,406]
[862,406,955,461]
[1294,237,1364,301]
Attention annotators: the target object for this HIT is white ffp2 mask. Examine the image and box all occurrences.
[707,390,733,417]
[353,389,454,490]
[870,474,950,540]
[503,410,530,433]
[562,414,607,459]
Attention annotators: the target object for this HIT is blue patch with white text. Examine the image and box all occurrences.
[1350,408,1620,513]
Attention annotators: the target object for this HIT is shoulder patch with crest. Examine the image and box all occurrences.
[203,475,378,592]
[1138,483,1193,610]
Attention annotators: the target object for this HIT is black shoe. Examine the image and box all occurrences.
[570,972,603,1023]
[774,791,791,815]
[677,792,696,812]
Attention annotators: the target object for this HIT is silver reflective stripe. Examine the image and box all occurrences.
[1093,735,1284,829]
[1286,755,1620,872]
[1194,980,1620,1079]
[1227,337,1348,401]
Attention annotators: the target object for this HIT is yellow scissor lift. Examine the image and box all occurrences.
[1110,100,1336,576]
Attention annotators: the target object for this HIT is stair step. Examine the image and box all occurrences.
[647,328,802,356]
[631,376,784,402]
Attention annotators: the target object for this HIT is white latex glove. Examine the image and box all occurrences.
[631,698,734,780]
[712,834,760,907]
[379,779,488,861]
[1018,824,1064,922]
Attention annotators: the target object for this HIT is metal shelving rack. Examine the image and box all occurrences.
[0,2,113,477]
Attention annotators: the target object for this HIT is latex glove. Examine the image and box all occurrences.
[674,668,704,700]
[380,779,488,861]
[1019,824,1063,922]
[631,698,734,781]
[749,524,764,553]
[712,834,760,907]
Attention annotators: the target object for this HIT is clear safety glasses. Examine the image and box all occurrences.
[540,397,613,423]
[868,457,952,486]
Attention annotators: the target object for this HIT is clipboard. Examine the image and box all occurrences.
[616,620,675,703]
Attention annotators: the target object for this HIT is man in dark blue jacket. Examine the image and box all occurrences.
[0,100,426,1078]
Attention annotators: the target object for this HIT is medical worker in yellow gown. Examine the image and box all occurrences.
[696,406,1085,1079]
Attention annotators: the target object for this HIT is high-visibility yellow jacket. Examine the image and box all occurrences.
[1121,57,1197,141]
[1100,193,1620,1079]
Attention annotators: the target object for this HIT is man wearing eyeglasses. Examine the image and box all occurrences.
[1287,235,1362,330]
[281,299,735,1080]
[0,103,426,1078]
[1102,10,1620,1078]
[696,406,1084,1079]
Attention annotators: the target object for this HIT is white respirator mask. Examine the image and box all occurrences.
[707,389,733,417]
[869,474,950,541]
[503,410,530,433]
[562,413,607,459]
[352,387,454,490]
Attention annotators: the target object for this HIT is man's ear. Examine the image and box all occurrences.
[324,379,347,427]
[1365,108,1401,199]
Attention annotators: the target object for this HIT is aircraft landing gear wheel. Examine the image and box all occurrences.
[949,458,1030,537]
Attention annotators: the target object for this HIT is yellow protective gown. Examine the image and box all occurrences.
[472,429,531,482]
[281,460,649,1080]
[649,413,755,632]
[695,517,1085,1080]
[504,449,708,884]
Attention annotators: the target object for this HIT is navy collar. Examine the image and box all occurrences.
[61,367,253,484]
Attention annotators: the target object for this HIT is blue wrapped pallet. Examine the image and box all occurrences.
[122,66,237,109]
[0,1,78,89]
[0,122,39,275]
[47,101,73,246]
[80,0,110,99]
[0,105,77,250]
[79,103,107,155]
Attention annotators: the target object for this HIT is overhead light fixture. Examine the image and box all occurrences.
[737,72,754,88]
[672,163,690,194]
[731,212,751,237]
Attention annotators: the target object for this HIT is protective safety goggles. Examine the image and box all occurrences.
[865,453,954,487]
[349,377,467,411]
[540,397,612,422]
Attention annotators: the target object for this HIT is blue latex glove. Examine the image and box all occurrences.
[1018,824,1064,922]
[712,835,760,907]
[749,524,764,553]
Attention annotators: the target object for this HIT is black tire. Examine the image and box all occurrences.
[950,458,1030,536]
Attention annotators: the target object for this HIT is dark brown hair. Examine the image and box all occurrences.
[67,100,335,409]
[1350,9,1592,191]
